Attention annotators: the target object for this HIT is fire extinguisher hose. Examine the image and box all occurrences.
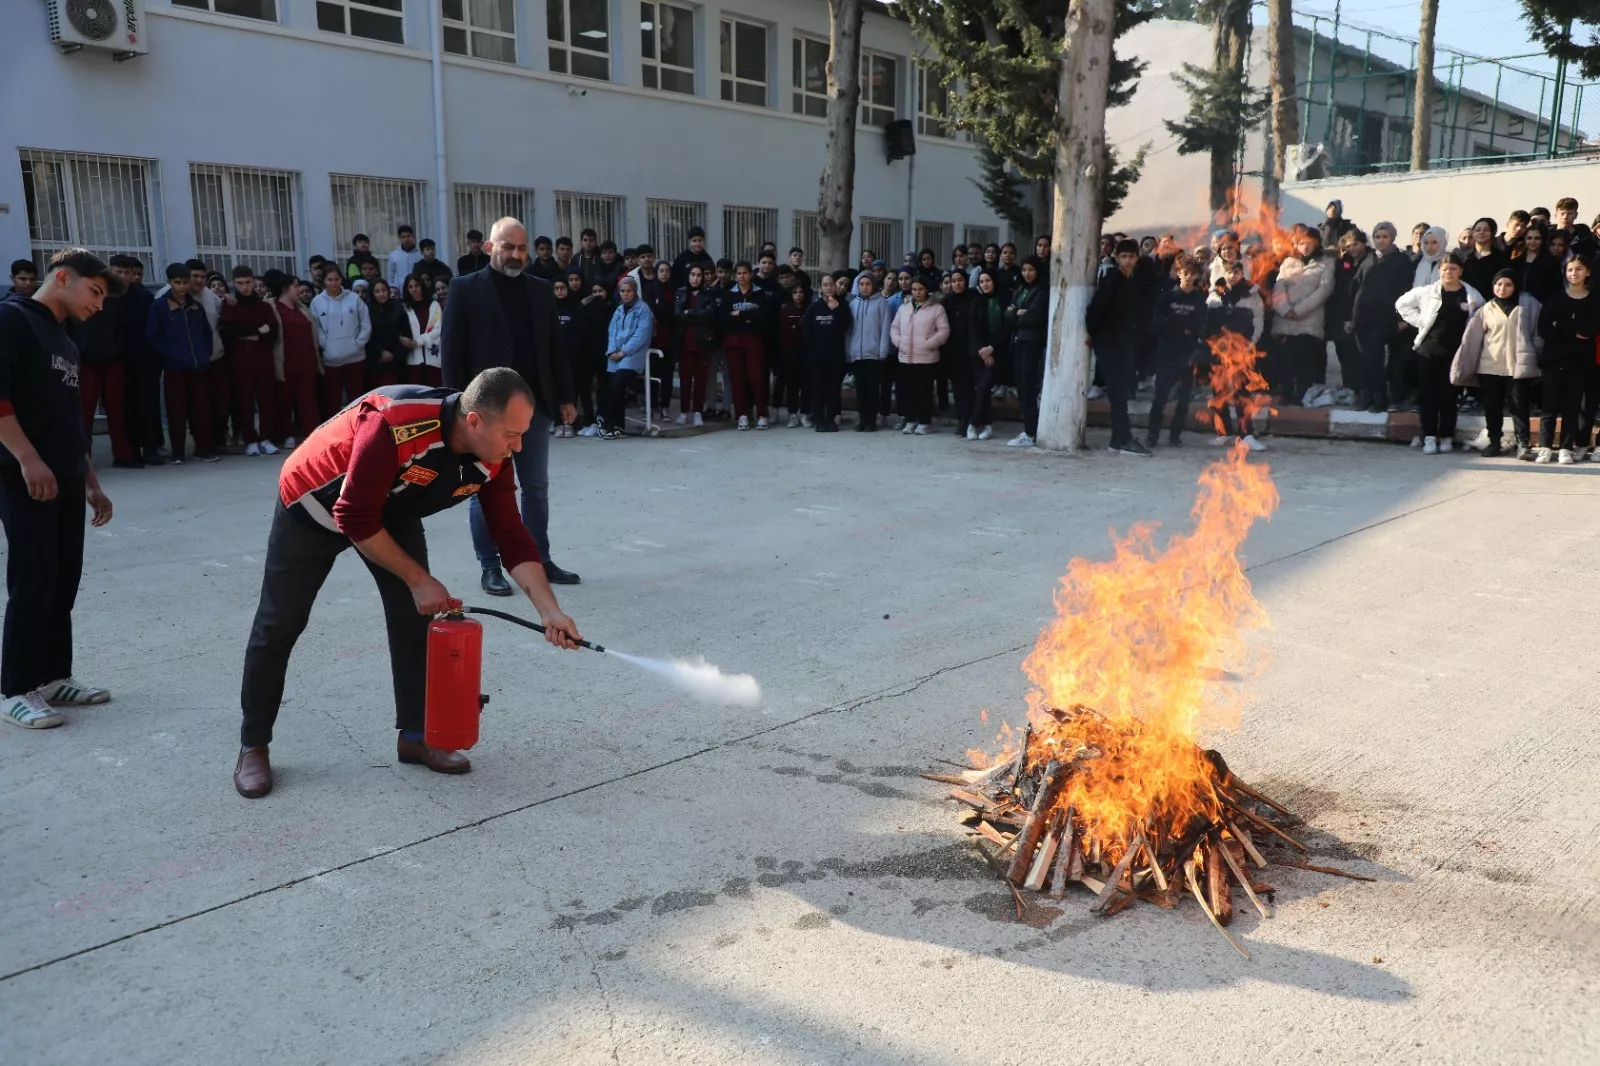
[459,605,608,654]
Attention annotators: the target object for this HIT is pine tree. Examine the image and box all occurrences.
[970,144,1034,239]
[1164,0,1265,212]
[1521,0,1600,79]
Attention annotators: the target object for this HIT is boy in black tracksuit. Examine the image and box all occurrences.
[802,274,854,431]
[552,277,587,433]
[1086,240,1150,453]
[1146,259,1209,446]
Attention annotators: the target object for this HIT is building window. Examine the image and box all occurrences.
[915,222,954,267]
[555,191,626,244]
[859,216,902,264]
[316,0,404,44]
[791,210,823,283]
[641,2,696,95]
[19,149,158,274]
[443,0,516,63]
[549,0,610,81]
[191,164,300,277]
[453,183,534,256]
[791,35,828,117]
[647,199,707,257]
[963,224,999,249]
[171,0,278,21]
[720,18,767,107]
[915,64,952,138]
[330,174,425,269]
[860,50,898,128]
[722,205,777,265]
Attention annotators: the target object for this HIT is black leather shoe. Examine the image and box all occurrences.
[480,567,513,596]
[544,561,581,585]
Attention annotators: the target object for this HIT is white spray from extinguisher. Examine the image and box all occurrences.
[603,650,763,708]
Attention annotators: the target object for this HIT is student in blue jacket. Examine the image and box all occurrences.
[600,276,653,440]
[144,261,219,461]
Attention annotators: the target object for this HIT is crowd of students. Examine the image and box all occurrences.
[9,191,1597,466]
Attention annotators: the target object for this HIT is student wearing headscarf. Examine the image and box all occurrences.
[1450,268,1541,458]
[1004,255,1048,447]
[1412,226,1450,289]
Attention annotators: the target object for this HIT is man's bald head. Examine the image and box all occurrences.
[488,218,529,277]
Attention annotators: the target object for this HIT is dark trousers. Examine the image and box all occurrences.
[1014,341,1044,437]
[571,351,602,426]
[811,353,843,424]
[1416,356,1458,439]
[210,352,233,447]
[969,356,997,428]
[852,361,881,428]
[80,362,134,462]
[1099,341,1135,447]
[723,333,769,419]
[1580,364,1600,449]
[1477,374,1528,447]
[469,412,554,568]
[679,349,709,414]
[1354,326,1394,406]
[877,354,898,417]
[322,363,366,420]
[950,352,975,431]
[231,343,277,445]
[164,366,214,458]
[1147,363,1195,443]
[240,505,427,748]
[901,362,935,425]
[1,467,84,697]
[650,345,674,411]
[601,368,640,431]
[778,347,809,415]
[123,357,165,456]
[1540,363,1585,448]
[276,369,321,444]
[1389,329,1418,404]
[1275,334,1324,405]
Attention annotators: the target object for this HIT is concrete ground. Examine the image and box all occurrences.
[3,422,1597,1065]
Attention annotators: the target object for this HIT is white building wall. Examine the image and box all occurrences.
[1,0,1001,272]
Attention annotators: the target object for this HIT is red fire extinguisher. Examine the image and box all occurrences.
[425,609,488,750]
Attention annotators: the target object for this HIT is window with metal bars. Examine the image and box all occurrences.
[330,174,425,268]
[859,50,898,128]
[719,17,767,107]
[721,206,776,265]
[915,63,953,139]
[190,164,301,277]
[171,0,278,21]
[791,35,828,117]
[443,0,516,63]
[641,1,695,95]
[453,184,533,256]
[915,222,954,269]
[963,224,1000,250]
[19,149,159,274]
[548,0,610,81]
[647,199,707,259]
[791,210,824,280]
[316,0,404,44]
[859,217,902,265]
[554,191,625,245]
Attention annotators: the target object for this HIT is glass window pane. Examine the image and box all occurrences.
[572,51,609,80]
[191,173,227,249]
[720,21,732,76]
[172,0,206,9]
[444,24,468,53]
[642,64,658,88]
[546,0,565,41]
[468,0,512,32]
[791,38,801,89]
[549,46,568,73]
[721,78,734,101]
[472,30,515,63]
[350,8,404,42]
[22,159,70,244]
[640,2,655,60]
[215,0,278,19]
[803,39,826,94]
[735,23,764,82]
[736,81,764,107]
[358,0,402,10]
[570,0,608,52]
[316,1,345,32]
[805,94,826,118]
[661,68,693,94]
[443,0,463,20]
[659,5,692,69]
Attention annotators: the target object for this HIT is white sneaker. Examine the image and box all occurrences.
[800,415,813,428]
[787,413,800,428]
[1006,432,1035,448]
[1438,439,1453,454]
[38,677,111,705]
[1242,434,1266,452]
[692,412,704,427]
[579,424,601,437]
[1423,436,1439,455]
[1466,428,1491,451]
[965,426,978,441]
[1086,385,1105,400]
[1410,436,1423,449]
[756,417,769,430]
[1558,448,1576,465]
[260,440,279,455]
[913,423,928,435]
[1535,447,1554,464]
[738,416,750,431]
[283,436,297,450]
[1209,435,1231,447]
[1588,449,1600,463]
[977,425,993,441]
[901,421,916,435]
[674,413,688,425]
[245,442,261,457]
[4,691,62,729]
[888,416,906,430]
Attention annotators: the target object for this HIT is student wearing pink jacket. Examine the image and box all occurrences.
[890,277,950,436]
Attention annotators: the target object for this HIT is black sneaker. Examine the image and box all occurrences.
[142,451,168,466]
[1144,435,1160,449]
[1167,436,1184,448]
[1482,443,1503,458]
[111,458,145,469]
[1118,440,1153,457]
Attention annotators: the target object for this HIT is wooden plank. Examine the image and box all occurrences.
[1025,825,1061,891]
[1184,860,1251,960]
[1225,818,1269,868]
[1234,806,1307,852]
[1205,837,1234,927]
[1048,808,1076,898]
[1006,760,1066,884]
[1273,858,1376,882]
[1218,834,1273,919]
[1092,835,1144,912]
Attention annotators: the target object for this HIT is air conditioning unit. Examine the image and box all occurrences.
[48,0,149,61]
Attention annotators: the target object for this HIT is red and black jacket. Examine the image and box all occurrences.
[277,385,540,569]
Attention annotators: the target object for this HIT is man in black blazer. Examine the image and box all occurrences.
[442,218,581,590]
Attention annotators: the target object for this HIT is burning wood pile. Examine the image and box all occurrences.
[935,443,1368,958]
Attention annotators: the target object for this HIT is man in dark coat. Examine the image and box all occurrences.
[441,217,581,591]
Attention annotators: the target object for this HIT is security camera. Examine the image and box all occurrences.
[566,85,587,97]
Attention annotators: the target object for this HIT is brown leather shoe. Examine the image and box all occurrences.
[234,746,273,798]
[397,736,471,774]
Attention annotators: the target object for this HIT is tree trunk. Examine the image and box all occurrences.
[1264,0,1299,206]
[1411,0,1438,171]
[1209,0,1252,215]
[818,0,864,268]
[1036,0,1116,453]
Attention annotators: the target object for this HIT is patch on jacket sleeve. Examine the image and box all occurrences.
[400,465,438,486]
[452,483,481,497]
[391,419,441,445]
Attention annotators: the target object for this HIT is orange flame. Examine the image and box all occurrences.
[992,446,1279,846]
[1205,329,1272,436]
[1163,189,1297,293]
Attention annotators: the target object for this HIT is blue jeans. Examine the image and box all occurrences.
[468,412,552,569]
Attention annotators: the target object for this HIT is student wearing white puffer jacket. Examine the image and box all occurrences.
[399,273,442,386]
[1268,230,1336,406]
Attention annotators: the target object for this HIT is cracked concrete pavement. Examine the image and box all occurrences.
[3,427,1598,1064]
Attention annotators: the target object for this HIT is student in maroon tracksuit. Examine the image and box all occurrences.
[232,370,583,798]
[718,261,772,429]
[220,265,280,456]
[265,272,322,448]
